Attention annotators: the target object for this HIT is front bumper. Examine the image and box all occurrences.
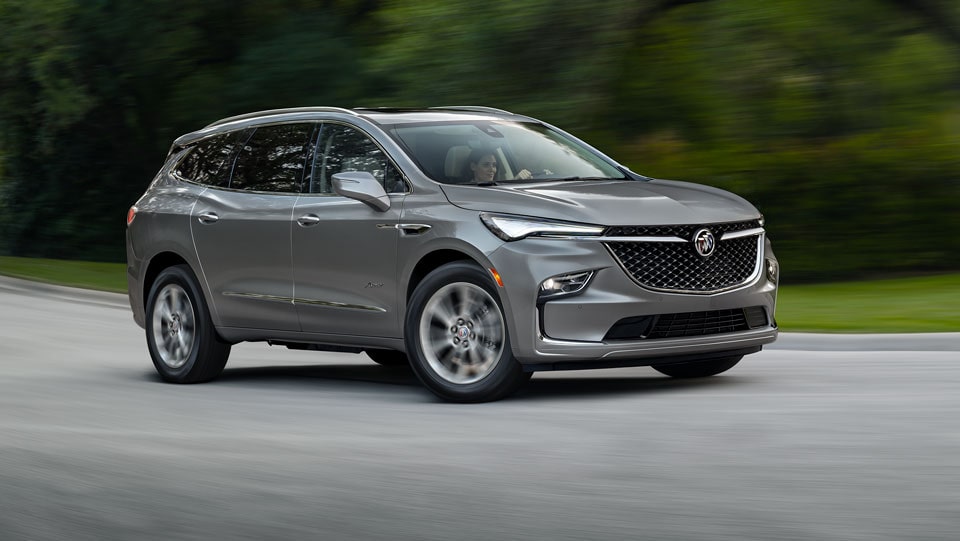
[487,235,779,367]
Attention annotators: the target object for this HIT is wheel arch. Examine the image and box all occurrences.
[143,252,196,311]
[406,249,479,303]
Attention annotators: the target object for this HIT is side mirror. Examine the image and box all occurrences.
[331,171,390,212]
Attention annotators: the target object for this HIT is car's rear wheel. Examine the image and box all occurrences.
[652,355,743,378]
[366,349,409,366]
[405,262,530,402]
[146,265,230,383]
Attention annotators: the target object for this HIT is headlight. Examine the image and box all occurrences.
[480,213,604,241]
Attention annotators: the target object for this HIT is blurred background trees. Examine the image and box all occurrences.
[0,0,957,281]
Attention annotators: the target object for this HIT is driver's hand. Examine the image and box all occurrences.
[516,169,533,180]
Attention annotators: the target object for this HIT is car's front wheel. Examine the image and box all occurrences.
[405,262,530,402]
[146,265,230,383]
[652,356,743,378]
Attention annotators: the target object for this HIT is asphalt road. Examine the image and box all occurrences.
[1,276,958,541]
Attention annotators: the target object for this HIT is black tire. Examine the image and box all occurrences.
[366,349,409,366]
[145,265,230,383]
[652,355,743,379]
[405,262,530,402]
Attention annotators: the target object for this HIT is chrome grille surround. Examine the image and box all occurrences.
[602,219,764,294]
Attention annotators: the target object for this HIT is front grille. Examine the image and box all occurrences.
[604,219,761,293]
[604,307,768,341]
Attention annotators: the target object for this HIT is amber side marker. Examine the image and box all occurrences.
[489,268,504,287]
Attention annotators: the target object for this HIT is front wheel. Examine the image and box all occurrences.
[652,356,743,378]
[145,265,230,383]
[405,262,530,402]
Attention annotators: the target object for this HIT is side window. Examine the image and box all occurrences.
[230,123,313,193]
[172,131,245,188]
[312,124,405,194]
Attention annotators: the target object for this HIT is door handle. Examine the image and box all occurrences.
[297,214,321,227]
[197,212,219,224]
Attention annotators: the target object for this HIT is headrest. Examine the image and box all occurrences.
[444,145,472,178]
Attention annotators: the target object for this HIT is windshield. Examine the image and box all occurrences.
[386,121,628,185]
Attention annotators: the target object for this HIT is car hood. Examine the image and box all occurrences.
[440,178,759,226]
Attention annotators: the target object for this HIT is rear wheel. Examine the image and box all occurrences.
[146,265,230,383]
[652,356,743,378]
[405,262,530,402]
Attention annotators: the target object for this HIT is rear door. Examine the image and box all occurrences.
[191,122,315,331]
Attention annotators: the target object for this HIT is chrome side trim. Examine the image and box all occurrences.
[222,292,294,304]
[295,298,387,312]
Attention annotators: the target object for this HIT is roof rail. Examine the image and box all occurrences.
[429,105,514,115]
[204,106,358,128]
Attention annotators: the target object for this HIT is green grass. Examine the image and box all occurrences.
[1,256,957,333]
[0,256,126,293]
[776,274,960,333]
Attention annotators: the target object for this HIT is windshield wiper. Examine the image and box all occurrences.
[551,176,629,182]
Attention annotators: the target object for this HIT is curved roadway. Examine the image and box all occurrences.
[1,276,958,540]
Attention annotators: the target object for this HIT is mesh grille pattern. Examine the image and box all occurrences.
[604,221,761,292]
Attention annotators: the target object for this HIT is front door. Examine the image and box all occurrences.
[292,122,406,338]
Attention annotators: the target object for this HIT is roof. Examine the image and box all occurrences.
[173,106,536,149]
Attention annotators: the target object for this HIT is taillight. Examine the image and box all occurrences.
[127,206,137,226]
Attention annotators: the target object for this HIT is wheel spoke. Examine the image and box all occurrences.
[430,296,458,325]
[418,281,505,385]
[151,283,195,369]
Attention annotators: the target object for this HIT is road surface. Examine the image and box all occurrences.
[1,276,958,540]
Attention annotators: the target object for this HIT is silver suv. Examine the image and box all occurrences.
[126,106,779,402]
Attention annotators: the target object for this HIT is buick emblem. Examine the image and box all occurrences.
[693,228,716,257]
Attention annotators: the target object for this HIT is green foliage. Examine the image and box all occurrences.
[0,255,126,292]
[776,273,960,332]
[0,0,957,280]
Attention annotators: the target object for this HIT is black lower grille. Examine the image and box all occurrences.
[604,307,768,341]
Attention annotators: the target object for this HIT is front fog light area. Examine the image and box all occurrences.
[538,271,594,302]
[766,257,779,283]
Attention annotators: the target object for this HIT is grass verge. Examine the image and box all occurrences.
[776,274,959,333]
[0,256,126,293]
[1,256,957,333]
